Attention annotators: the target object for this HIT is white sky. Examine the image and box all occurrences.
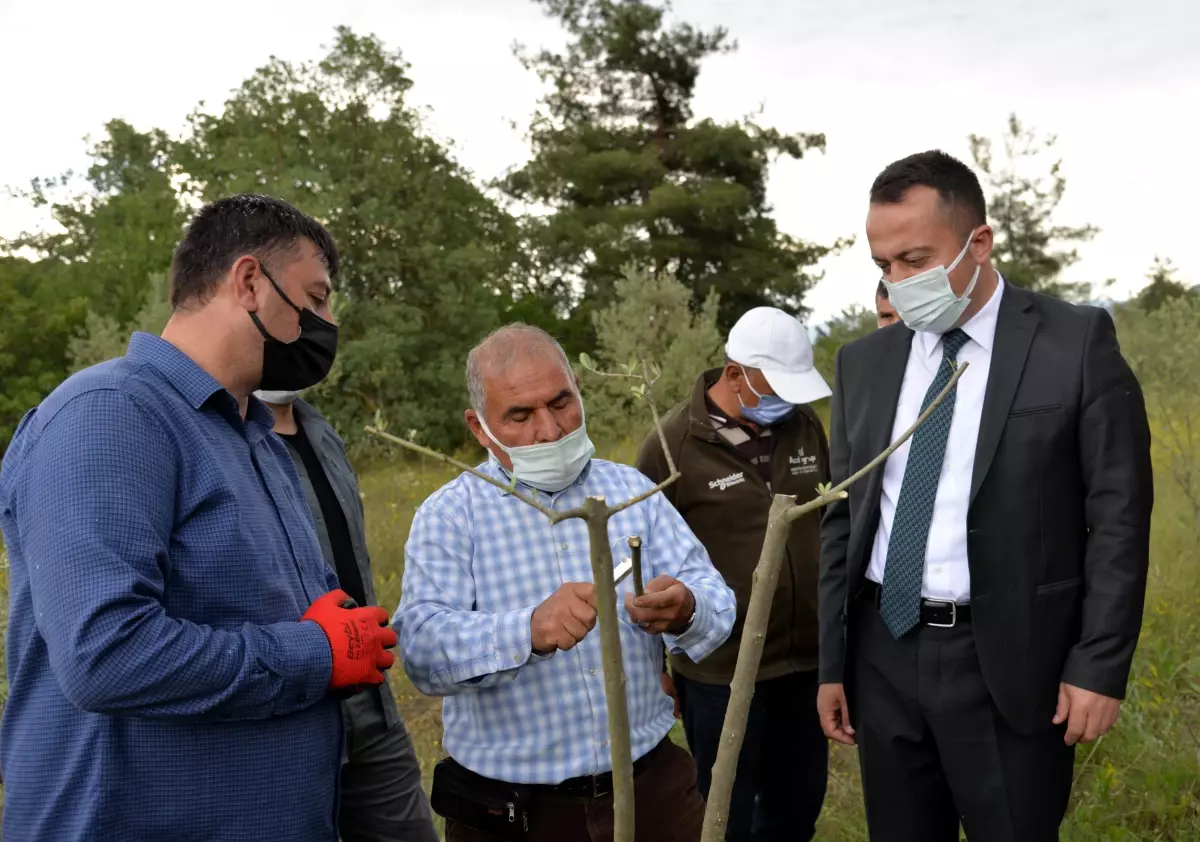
[1,0,1196,324]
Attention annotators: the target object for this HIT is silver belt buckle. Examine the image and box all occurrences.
[925,598,957,628]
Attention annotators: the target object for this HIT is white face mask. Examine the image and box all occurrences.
[884,230,981,333]
[478,403,596,494]
[255,389,300,405]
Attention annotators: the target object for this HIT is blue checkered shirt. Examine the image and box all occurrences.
[395,457,736,784]
[0,333,342,842]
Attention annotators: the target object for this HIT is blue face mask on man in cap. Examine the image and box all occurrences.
[737,365,798,426]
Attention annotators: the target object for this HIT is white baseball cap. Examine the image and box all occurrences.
[725,307,831,404]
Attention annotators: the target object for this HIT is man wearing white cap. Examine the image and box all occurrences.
[636,306,833,842]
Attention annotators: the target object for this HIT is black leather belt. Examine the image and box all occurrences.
[531,738,666,799]
[860,580,971,627]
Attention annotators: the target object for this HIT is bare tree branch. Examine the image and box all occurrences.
[607,471,682,516]
[629,536,645,597]
[584,496,635,836]
[640,359,678,479]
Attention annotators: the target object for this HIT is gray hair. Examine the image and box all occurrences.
[466,323,575,420]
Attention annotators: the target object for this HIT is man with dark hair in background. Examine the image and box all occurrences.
[875,280,899,328]
[817,151,1153,841]
[0,194,397,842]
[257,387,437,842]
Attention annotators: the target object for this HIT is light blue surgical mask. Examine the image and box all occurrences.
[737,366,797,426]
[479,405,596,493]
[884,230,981,333]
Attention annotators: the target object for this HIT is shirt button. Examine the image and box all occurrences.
[298,694,308,703]
[590,668,598,676]
[513,653,522,663]
[560,542,569,551]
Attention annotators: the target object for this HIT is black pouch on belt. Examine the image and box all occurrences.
[431,756,532,841]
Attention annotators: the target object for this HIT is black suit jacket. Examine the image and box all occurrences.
[818,283,1153,735]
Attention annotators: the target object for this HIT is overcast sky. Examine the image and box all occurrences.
[1,0,1195,324]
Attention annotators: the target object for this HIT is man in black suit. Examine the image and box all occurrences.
[816,150,1153,841]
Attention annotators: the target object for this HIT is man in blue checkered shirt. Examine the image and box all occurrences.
[395,324,737,841]
[0,195,398,841]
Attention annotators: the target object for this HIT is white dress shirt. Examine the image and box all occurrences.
[866,275,1005,602]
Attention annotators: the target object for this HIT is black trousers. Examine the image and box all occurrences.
[676,670,828,842]
[851,595,1075,842]
[338,691,438,842]
[445,740,706,842]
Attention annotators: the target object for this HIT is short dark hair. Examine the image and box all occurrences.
[869,150,986,236]
[169,194,339,309]
[875,280,889,301]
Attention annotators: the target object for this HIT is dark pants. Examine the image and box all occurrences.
[852,595,1075,842]
[445,740,705,842]
[338,691,439,842]
[675,670,828,842]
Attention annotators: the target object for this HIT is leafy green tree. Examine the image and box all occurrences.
[0,121,184,453]
[5,120,184,325]
[504,0,842,338]
[582,265,723,442]
[174,28,521,451]
[67,273,173,373]
[1133,256,1194,313]
[0,258,90,451]
[968,114,1098,300]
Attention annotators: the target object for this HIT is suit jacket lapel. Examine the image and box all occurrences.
[853,326,912,572]
[970,285,1038,505]
[869,326,914,456]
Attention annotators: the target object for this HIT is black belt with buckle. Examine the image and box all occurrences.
[860,580,971,627]
[531,738,666,799]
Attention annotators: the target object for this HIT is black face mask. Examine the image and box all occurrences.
[250,265,339,391]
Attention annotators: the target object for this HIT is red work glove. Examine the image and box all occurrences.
[302,589,397,690]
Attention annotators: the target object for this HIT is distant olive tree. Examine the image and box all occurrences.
[1134,256,1195,314]
[583,266,724,442]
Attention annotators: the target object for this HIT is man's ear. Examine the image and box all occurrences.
[230,255,262,311]
[464,409,491,451]
[970,225,995,264]
[724,361,744,391]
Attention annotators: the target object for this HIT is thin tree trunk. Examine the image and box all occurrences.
[584,496,635,842]
[699,494,795,842]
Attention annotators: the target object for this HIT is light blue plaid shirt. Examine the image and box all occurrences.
[395,457,735,784]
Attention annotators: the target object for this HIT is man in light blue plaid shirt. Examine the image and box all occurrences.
[395,324,735,841]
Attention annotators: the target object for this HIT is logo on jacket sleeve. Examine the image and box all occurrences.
[789,448,819,475]
[709,471,746,491]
